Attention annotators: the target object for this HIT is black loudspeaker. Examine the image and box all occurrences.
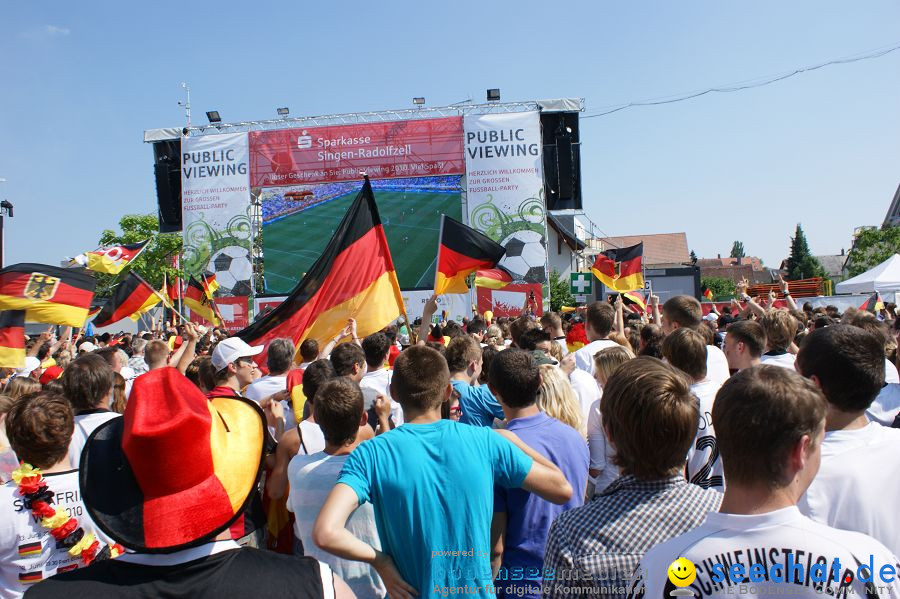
[540,112,582,211]
[153,140,182,233]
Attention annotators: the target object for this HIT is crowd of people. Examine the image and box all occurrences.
[1,279,899,598]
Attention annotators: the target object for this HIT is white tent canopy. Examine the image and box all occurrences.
[835,253,900,294]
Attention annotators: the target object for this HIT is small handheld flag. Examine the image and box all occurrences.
[591,243,644,292]
[702,286,714,301]
[859,292,884,314]
[474,266,514,290]
[92,272,160,328]
[435,215,507,295]
[0,310,26,368]
[184,276,221,326]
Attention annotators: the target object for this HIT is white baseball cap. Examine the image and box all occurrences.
[703,313,719,322]
[211,337,264,371]
[79,341,98,353]
[16,356,41,377]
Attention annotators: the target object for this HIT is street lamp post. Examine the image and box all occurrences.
[0,178,10,268]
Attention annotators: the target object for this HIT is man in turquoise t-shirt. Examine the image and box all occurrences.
[314,345,573,599]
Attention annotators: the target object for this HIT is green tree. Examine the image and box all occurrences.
[548,269,576,312]
[701,277,735,300]
[730,241,745,259]
[690,250,698,265]
[785,224,827,281]
[94,214,183,298]
[846,226,900,277]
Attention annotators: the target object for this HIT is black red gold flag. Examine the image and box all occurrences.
[237,177,406,367]
[184,276,221,326]
[0,263,96,327]
[622,290,648,312]
[859,292,884,314]
[435,215,507,295]
[591,243,644,292]
[474,267,514,290]
[0,310,26,368]
[74,240,149,275]
[92,272,159,328]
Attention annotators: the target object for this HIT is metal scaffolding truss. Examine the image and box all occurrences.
[172,99,584,138]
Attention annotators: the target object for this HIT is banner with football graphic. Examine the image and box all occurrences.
[463,112,549,300]
[180,132,252,297]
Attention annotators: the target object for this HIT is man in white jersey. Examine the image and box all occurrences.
[0,392,114,598]
[661,329,724,491]
[359,332,402,428]
[245,338,297,436]
[628,366,900,599]
[573,302,619,375]
[60,354,120,468]
[796,325,900,556]
[287,377,385,597]
[660,296,730,384]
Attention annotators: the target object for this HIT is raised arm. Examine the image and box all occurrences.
[649,294,661,327]
[614,295,625,337]
[778,275,799,312]
[494,429,572,505]
[314,483,418,599]
[417,294,438,346]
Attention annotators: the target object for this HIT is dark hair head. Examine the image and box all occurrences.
[586,302,615,338]
[361,333,391,368]
[445,335,482,373]
[796,325,885,412]
[518,328,551,352]
[391,345,449,411]
[725,320,766,357]
[330,343,365,377]
[267,338,295,374]
[93,346,121,370]
[62,353,114,411]
[299,339,320,363]
[661,328,708,381]
[466,319,487,336]
[489,349,540,409]
[600,357,697,478]
[443,321,465,340]
[6,392,74,469]
[314,377,364,446]
[662,296,702,330]
[479,346,498,385]
[540,312,562,330]
[639,323,665,359]
[196,356,217,392]
[302,359,336,404]
[713,365,826,488]
[508,316,539,347]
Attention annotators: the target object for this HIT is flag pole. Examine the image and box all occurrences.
[433,214,445,296]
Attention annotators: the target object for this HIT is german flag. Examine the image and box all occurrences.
[17,541,41,557]
[591,243,644,292]
[74,240,149,275]
[474,266,513,290]
[434,215,506,295]
[859,292,884,314]
[0,310,26,368]
[622,290,647,312]
[92,272,160,328]
[0,263,96,327]
[202,273,220,298]
[702,286,714,301]
[185,276,221,326]
[18,571,42,584]
[237,177,406,367]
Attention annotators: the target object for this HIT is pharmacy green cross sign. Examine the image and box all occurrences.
[570,272,593,296]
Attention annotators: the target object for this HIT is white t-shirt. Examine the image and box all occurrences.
[573,339,620,375]
[798,422,900,557]
[686,378,724,491]
[760,352,797,370]
[0,470,114,599]
[569,368,601,425]
[245,374,295,431]
[885,358,899,385]
[359,368,403,425]
[68,411,121,468]
[553,337,569,357]
[297,420,326,456]
[586,396,618,494]
[287,452,385,598]
[632,506,900,599]
[867,383,900,426]
[705,344,731,385]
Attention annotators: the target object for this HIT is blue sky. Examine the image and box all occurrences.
[1,1,898,269]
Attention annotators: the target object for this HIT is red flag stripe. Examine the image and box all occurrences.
[438,244,499,277]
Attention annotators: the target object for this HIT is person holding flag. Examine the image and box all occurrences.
[184,276,222,327]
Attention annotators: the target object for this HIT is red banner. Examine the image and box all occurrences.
[190,296,249,333]
[476,284,543,318]
[249,117,465,187]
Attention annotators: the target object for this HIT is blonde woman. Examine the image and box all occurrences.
[484,325,506,351]
[4,377,40,400]
[537,365,585,437]
[587,346,634,496]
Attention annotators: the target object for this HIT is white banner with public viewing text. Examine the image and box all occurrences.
[463,112,548,289]
[181,132,252,297]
